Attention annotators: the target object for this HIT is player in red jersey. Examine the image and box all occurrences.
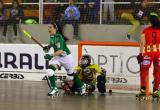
[136,12,160,98]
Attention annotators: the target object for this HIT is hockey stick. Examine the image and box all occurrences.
[22,29,44,48]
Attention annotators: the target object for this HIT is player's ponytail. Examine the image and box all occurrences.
[51,21,69,42]
[149,12,160,28]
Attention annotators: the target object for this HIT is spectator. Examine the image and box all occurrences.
[62,0,80,40]
[4,0,24,41]
[103,0,115,23]
[121,0,152,40]
[79,0,90,24]
[84,0,100,24]
[0,0,7,41]
[53,3,67,25]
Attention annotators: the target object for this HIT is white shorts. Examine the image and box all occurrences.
[49,54,74,75]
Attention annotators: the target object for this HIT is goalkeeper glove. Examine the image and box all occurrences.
[43,46,50,53]
[44,54,53,60]
[137,53,143,64]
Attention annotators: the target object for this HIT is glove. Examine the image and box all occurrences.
[137,53,143,64]
[101,67,106,76]
[43,46,50,53]
[44,54,53,60]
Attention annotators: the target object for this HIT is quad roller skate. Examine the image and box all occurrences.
[79,83,87,96]
[48,87,59,99]
[152,90,160,102]
[61,82,71,95]
[136,89,151,101]
[85,84,95,96]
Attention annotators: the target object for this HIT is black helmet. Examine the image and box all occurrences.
[80,54,91,68]
[148,12,160,28]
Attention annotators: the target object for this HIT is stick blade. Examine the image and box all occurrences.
[22,29,32,39]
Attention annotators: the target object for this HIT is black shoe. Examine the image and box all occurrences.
[127,34,131,40]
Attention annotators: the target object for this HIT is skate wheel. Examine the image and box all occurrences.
[56,93,60,96]
[51,95,55,99]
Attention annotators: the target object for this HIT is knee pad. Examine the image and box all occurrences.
[48,64,58,71]
[46,69,55,77]
[61,81,71,95]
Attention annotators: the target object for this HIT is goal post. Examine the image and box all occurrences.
[78,41,150,95]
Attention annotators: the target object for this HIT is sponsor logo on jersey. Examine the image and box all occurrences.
[143,60,150,65]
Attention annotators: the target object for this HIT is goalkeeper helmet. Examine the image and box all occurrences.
[80,54,91,68]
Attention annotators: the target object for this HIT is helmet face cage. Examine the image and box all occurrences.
[80,55,91,67]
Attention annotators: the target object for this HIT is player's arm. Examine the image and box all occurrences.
[137,32,146,64]
[92,64,106,75]
[139,33,146,54]
[52,50,65,57]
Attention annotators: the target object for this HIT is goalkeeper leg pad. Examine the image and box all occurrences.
[97,75,106,93]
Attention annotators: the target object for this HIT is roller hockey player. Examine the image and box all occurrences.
[43,22,86,97]
[136,12,160,101]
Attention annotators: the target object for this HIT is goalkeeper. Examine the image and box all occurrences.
[43,21,86,96]
[61,54,106,95]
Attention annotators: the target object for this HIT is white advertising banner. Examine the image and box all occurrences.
[0,44,153,93]
[0,44,78,81]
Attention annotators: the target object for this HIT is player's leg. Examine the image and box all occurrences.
[46,66,58,96]
[2,19,8,41]
[121,12,139,39]
[12,19,18,39]
[60,54,86,95]
[152,53,160,98]
[46,58,61,96]
[129,20,140,38]
[97,74,106,94]
[72,20,79,40]
[136,53,152,97]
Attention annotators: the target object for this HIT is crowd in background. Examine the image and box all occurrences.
[43,0,159,24]
[0,0,24,42]
[1,0,159,25]
[42,0,159,40]
[0,0,159,42]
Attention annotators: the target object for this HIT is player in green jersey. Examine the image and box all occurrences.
[43,22,86,96]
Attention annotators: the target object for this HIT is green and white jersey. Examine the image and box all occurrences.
[49,33,71,56]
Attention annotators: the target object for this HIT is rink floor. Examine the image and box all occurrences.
[0,80,159,110]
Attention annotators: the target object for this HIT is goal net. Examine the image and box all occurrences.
[78,41,154,94]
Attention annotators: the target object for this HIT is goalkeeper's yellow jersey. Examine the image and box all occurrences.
[74,64,103,85]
